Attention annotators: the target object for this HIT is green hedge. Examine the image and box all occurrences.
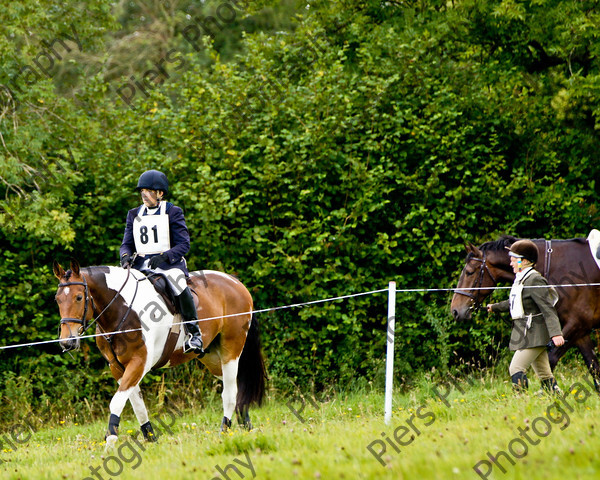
[1,0,600,415]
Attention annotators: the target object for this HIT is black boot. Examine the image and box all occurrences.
[511,372,528,392]
[541,377,562,395]
[176,287,205,356]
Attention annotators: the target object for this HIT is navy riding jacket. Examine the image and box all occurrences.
[119,201,190,274]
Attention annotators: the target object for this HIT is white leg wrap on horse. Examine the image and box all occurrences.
[221,358,240,420]
[110,388,134,417]
[105,435,118,451]
[128,385,150,426]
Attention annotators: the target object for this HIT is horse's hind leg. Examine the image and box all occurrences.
[220,357,240,432]
[236,404,252,430]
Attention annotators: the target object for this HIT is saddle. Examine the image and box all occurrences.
[140,270,199,313]
[587,229,600,270]
[141,270,178,314]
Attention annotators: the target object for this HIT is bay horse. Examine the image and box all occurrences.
[450,235,600,391]
[53,259,266,446]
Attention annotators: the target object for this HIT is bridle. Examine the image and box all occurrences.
[454,252,499,312]
[58,275,94,335]
[57,266,134,342]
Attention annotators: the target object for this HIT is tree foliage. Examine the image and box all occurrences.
[1,0,600,412]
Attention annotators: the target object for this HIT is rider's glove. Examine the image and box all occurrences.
[120,253,133,268]
[148,253,168,269]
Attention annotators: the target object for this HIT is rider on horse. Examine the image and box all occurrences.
[119,169,204,355]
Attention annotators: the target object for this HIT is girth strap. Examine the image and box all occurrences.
[152,288,200,369]
[153,319,181,369]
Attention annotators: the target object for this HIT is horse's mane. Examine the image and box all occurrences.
[81,265,117,281]
[82,266,113,273]
[479,235,518,253]
[474,234,588,258]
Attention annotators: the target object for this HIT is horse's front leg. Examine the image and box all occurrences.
[106,358,146,447]
[128,384,157,442]
[573,334,600,392]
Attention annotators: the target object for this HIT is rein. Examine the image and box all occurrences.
[454,252,498,312]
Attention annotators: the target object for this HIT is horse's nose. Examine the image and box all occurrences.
[60,336,79,352]
[452,306,471,321]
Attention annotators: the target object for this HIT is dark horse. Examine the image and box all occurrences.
[451,235,600,390]
[53,260,266,445]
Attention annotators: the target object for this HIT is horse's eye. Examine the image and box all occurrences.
[76,294,84,302]
[465,269,475,277]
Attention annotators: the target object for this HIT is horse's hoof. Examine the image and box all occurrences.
[141,421,157,442]
[240,415,252,431]
[105,435,118,451]
[240,413,252,431]
[220,416,232,432]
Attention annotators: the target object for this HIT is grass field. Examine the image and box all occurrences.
[1,362,599,480]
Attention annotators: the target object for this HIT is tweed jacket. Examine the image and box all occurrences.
[490,268,562,351]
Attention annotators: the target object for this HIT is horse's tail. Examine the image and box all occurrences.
[236,314,267,409]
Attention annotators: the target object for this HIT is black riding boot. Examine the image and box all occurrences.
[176,287,205,356]
[541,377,561,395]
[511,371,529,392]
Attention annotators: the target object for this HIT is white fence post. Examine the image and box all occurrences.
[384,281,396,425]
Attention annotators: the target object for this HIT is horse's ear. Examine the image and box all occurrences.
[465,242,482,256]
[53,260,65,279]
[70,258,80,276]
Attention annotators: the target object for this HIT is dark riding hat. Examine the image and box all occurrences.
[508,239,538,264]
[136,170,169,195]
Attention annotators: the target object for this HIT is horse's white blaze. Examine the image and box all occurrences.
[221,357,240,420]
[64,287,70,295]
[104,267,181,373]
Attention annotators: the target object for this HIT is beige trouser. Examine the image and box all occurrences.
[509,347,554,380]
[141,257,188,295]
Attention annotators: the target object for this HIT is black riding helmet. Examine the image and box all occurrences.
[136,170,169,195]
[507,239,538,265]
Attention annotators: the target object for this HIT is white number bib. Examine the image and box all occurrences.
[133,205,170,255]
